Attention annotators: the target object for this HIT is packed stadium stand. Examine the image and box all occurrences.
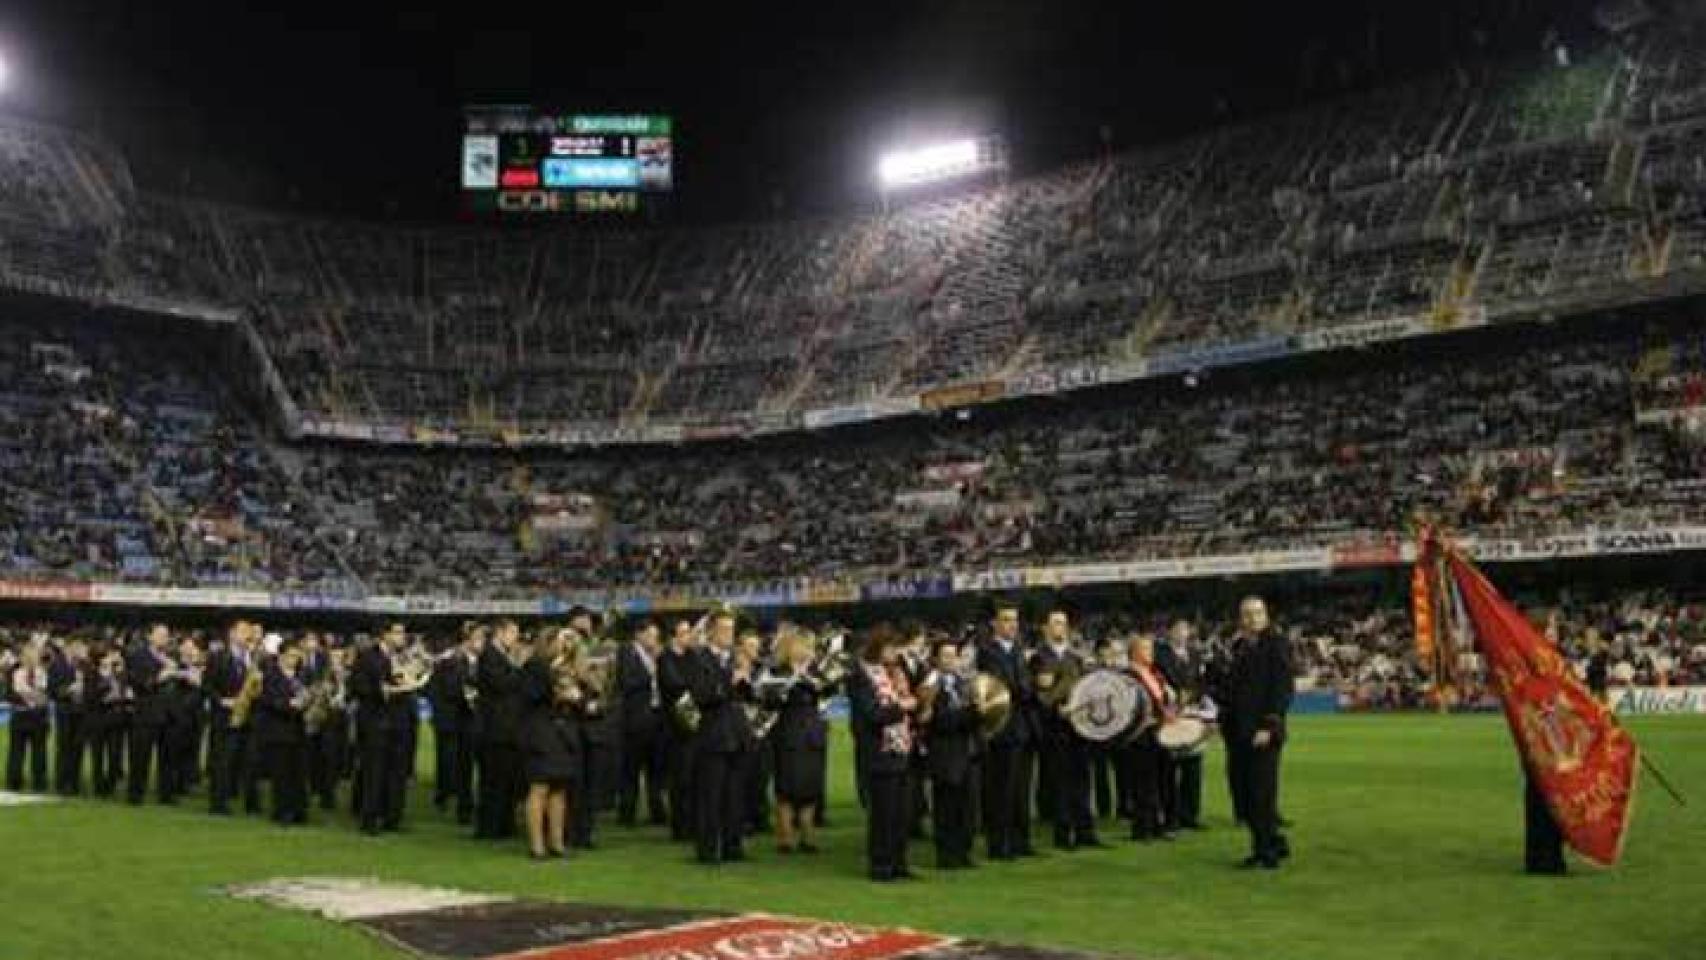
[0,26,1704,609]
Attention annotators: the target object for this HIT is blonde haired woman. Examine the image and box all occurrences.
[768,628,830,853]
[521,629,582,860]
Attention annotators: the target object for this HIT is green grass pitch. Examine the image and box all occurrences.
[2,715,1702,960]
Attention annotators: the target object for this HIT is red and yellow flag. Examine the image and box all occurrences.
[1421,539,1638,866]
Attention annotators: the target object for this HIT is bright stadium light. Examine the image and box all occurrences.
[0,53,10,94]
[877,140,979,187]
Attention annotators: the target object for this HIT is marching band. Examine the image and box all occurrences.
[0,596,1295,878]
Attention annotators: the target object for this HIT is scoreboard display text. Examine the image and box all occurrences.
[462,109,673,215]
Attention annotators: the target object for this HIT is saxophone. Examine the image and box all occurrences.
[230,663,263,729]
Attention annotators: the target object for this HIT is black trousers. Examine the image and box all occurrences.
[1168,753,1204,827]
[1524,776,1566,874]
[358,727,408,831]
[1128,738,1166,838]
[741,746,769,832]
[6,723,48,791]
[667,735,696,841]
[267,740,308,824]
[476,742,521,839]
[127,721,174,803]
[981,743,1032,858]
[208,721,234,811]
[867,769,910,878]
[240,725,265,813]
[53,711,85,795]
[91,716,128,796]
[931,776,973,867]
[1091,744,1115,819]
[572,743,610,845]
[164,720,197,800]
[1046,736,1096,844]
[1225,736,1252,824]
[618,726,667,825]
[432,726,474,821]
[1228,737,1285,859]
[692,748,747,863]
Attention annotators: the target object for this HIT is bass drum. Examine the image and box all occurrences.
[1065,669,1152,745]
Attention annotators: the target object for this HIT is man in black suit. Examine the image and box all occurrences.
[474,620,526,840]
[205,621,255,815]
[1032,608,1101,850]
[47,636,89,796]
[977,602,1037,860]
[1156,620,1205,831]
[428,624,481,824]
[126,624,178,805]
[1223,597,1294,869]
[687,609,754,864]
[657,619,698,841]
[351,623,415,835]
[616,620,667,827]
[924,637,979,869]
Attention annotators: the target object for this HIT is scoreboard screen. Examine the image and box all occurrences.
[462,108,673,215]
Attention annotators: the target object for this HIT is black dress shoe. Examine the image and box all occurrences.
[1015,847,1039,858]
[895,868,919,881]
[870,869,896,883]
[798,842,821,854]
[1079,837,1111,849]
[724,849,747,863]
[1238,855,1280,870]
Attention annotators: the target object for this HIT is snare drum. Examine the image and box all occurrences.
[1156,716,1211,756]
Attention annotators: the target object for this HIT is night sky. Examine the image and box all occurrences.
[6,0,1601,224]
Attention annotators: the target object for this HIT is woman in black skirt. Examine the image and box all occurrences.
[522,629,581,860]
[769,629,829,853]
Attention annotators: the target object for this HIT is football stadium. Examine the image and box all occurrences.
[1,2,1704,959]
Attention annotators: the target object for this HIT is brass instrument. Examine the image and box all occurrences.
[230,662,263,729]
[972,671,1013,740]
[1033,646,1086,711]
[389,644,433,696]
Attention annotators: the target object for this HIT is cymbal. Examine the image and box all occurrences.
[973,672,1013,740]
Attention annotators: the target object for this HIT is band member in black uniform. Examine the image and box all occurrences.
[351,623,417,835]
[616,620,667,827]
[306,645,352,812]
[687,609,755,865]
[1127,633,1178,841]
[851,626,918,882]
[48,636,90,796]
[163,636,205,802]
[1223,596,1294,869]
[977,603,1037,860]
[767,628,829,854]
[475,620,527,840]
[126,624,179,805]
[657,619,698,841]
[522,629,581,859]
[1157,620,1205,831]
[900,626,932,840]
[5,644,50,792]
[257,642,311,826]
[1091,639,1129,819]
[570,632,616,850]
[206,622,255,815]
[429,624,481,823]
[736,629,771,835]
[1033,609,1102,849]
[921,636,978,870]
[89,641,132,798]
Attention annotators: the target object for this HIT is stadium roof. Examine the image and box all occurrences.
[12,0,1602,223]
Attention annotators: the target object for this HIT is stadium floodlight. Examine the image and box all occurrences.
[876,137,1006,191]
[0,53,10,94]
